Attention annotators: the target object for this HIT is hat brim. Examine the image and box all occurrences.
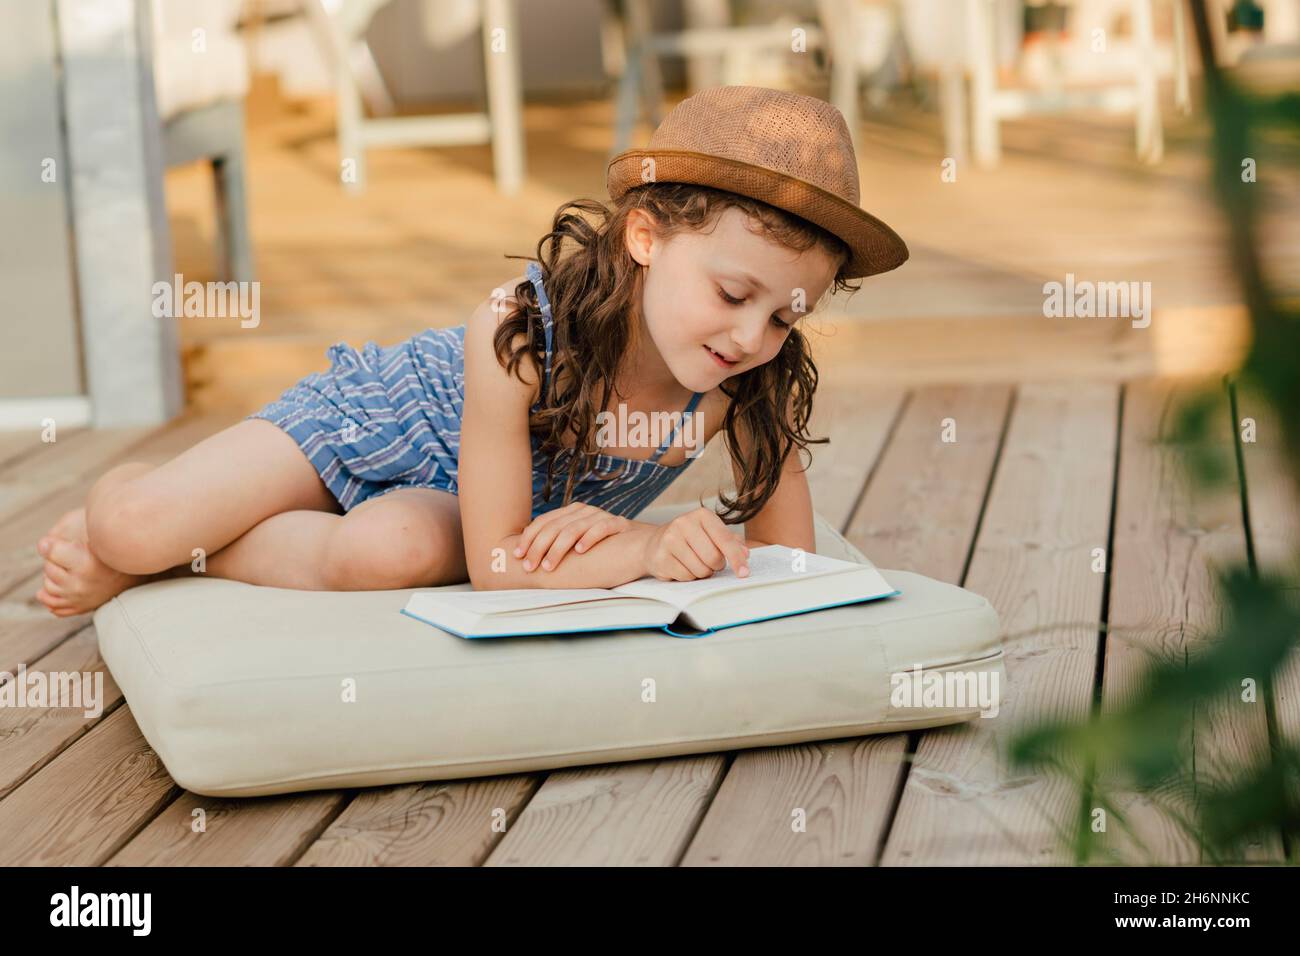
[607,149,908,279]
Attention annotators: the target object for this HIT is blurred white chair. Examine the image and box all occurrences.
[153,0,255,281]
[908,0,1191,168]
[305,0,525,194]
[609,0,860,153]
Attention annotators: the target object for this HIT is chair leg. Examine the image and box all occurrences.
[337,59,367,192]
[820,0,860,154]
[613,53,641,155]
[967,0,1000,168]
[939,66,969,166]
[212,150,254,284]
[483,0,525,195]
[1133,0,1163,163]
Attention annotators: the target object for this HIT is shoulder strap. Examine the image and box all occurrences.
[650,391,705,463]
[525,261,554,410]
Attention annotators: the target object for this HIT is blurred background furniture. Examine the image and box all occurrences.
[915,0,1190,167]
[300,0,525,193]
[611,0,904,152]
[153,0,255,282]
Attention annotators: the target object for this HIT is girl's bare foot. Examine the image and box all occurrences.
[35,508,152,617]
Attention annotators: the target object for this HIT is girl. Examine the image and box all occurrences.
[34,85,907,617]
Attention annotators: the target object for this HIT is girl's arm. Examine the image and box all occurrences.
[459,290,658,591]
[728,409,817,553]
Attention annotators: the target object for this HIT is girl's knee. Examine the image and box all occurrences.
[85,472,177,575]
[322,502,462,590]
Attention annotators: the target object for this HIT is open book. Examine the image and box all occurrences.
[399,544,900,639]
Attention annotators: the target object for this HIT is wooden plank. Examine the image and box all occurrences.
[0,429,65,474]
[0,625,120,799]
[0,425,149,526]
[678,386,1013,865]
[0,570,94,679]
[1100,379,1282,863]
[880,383,1118,864]
[0,412,236,596]
[813,306,1250,387]
[1233,384,1300,859]
[106,790,348,866]
[840,386,1013,580]
[484,757,725,866]
[294,775,536,866]
[0,706,178,865]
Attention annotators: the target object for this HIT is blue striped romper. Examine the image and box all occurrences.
[247,261,706,520]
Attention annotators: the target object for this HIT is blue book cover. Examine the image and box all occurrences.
[400,545,900,640]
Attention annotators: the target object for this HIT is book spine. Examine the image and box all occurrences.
[660,623,715,639]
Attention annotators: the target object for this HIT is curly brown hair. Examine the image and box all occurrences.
[491,182,859,526]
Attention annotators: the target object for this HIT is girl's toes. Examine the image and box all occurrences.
[43,559,70,587]
[36,587,70,610]
[42,574,66,598]
[45,537,89,573]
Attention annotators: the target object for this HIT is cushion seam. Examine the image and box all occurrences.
[107,602,996,691]
[187,686,1003,794]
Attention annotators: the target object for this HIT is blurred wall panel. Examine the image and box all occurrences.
[0,0,85,400]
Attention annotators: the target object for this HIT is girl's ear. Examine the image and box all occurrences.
[623,208,655,268]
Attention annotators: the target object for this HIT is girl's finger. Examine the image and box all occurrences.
[679,520,728,573]
[698,512,750,576]
[538,518,597,571]
[520,509,600,567]
[652,552,695,582]
[573,518,622,555]
[666,531,714,579]
[512,512,569,564]
[523,514,586,571]
[514,512,555,558]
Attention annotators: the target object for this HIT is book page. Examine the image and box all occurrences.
[612,545,856,609]
[415,588,629,615]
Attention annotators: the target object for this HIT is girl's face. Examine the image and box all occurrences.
[625,206,841,394]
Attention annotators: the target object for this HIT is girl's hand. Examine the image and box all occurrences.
[641,506,750,582]
[514,503,633,573]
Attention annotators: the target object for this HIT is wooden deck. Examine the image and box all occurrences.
[1,374,1295,865]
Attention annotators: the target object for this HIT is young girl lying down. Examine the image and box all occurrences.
[34,86,907,617]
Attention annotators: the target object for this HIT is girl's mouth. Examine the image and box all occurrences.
[703,345,738,368]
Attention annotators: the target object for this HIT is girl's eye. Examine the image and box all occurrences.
[718,286,792,329]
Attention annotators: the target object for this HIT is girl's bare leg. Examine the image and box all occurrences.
[35,418,341,615]
[197,486,468,590]
[37,481,466,614]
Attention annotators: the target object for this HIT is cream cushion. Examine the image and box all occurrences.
[94,500,1004,798]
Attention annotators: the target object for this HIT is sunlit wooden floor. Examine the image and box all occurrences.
[0,375,1295,864]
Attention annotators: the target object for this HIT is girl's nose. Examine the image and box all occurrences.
[732,315,766,355]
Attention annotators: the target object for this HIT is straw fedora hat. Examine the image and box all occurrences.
[606,85,908,279]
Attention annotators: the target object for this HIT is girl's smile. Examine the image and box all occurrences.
[703,344,740,368]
